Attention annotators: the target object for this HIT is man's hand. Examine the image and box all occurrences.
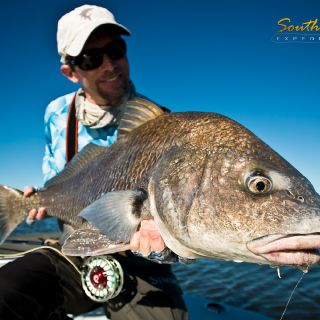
[24,186,47,222]
[130,219,165,256]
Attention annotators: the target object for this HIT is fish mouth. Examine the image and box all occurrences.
[247,233,320,266]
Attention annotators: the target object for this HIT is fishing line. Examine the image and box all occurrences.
[0,246,81,275]
[279,271,305,320]
[277,267,282,279]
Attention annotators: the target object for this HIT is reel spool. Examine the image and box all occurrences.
[81,255,124,302]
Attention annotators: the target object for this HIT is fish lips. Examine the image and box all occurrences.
[247,233,320,266]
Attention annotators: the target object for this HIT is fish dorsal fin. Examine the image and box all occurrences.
[44,143,107,187]
[118,98,164,138]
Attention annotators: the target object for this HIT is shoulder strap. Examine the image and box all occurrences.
[66,93,78,163]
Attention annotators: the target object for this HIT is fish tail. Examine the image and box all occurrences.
[0,185,26,244]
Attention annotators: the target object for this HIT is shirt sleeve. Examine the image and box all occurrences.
[42,105,61,184]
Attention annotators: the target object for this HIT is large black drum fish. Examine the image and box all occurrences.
[1,98,320,267]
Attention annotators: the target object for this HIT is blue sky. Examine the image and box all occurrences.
[0,0,319,193]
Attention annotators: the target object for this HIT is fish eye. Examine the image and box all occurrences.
[246,173,273,195]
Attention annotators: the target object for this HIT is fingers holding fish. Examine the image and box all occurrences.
[130,220,166,257]
[36,207,47,220]
[146,220,166,253]
[23,186,47,223]
[25,208,37,225]
[23,186,34,197]
[130,230,140,253]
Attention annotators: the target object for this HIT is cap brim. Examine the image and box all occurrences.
[66,21,130,57]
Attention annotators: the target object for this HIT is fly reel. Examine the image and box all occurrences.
[81,255,124,302]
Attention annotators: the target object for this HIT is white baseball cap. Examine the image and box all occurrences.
[57,5,130,61]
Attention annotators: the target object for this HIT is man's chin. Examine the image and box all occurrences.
[97,83,130,105]
[97,89,125,105]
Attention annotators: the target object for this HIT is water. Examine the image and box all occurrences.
[14,219,320,320]
[173,260,320,320]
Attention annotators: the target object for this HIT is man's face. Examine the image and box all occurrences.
[71,30,130,106]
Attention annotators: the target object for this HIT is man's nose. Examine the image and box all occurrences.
[100,54,115,71]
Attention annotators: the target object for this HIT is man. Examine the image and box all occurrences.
[0,5,187,320]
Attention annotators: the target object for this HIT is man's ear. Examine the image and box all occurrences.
[60,64,80,83]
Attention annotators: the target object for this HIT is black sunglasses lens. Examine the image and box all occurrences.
[106,39,127,61]
[77,51,102,70]
[75,39,127,71]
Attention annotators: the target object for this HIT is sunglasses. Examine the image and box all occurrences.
[67,38,127,71]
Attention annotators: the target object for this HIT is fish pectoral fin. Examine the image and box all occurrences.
[62,229,131,256]
[78,189,148,242]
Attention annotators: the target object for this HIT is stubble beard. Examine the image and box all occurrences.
[96,77,130,107]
